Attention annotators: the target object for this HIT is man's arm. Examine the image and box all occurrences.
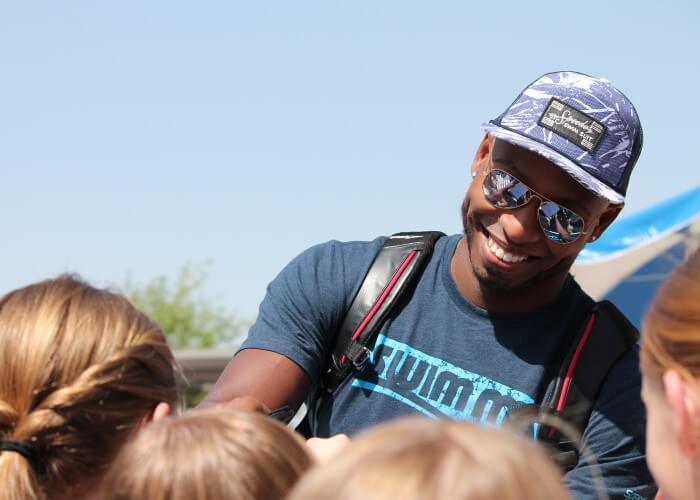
[198,238,386,414]
[198,349,310,412]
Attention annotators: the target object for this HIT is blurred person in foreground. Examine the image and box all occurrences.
[102,408,313,500]
[641,248,700,500]
[203,71,655,499]
[288,416,570,500]
[0,276,181,500]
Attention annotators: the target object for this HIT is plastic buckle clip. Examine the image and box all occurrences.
[350,345,372,371]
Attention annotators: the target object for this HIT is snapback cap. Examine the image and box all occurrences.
[481,71,643,204]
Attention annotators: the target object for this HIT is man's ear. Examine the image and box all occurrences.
[588,203,623,242]
[471,133,492,177]
[663,370,700,457]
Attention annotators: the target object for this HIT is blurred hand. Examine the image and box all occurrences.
[306,434,350,463]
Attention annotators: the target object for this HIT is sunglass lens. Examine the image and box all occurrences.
[538,202,585,244]
[483,170,531,208]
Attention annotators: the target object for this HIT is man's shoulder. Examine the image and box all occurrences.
[315,236,388,253]
[576,293,641,387]
[295,233,459,271]
[605,342,641,384]
[295,236,388,265]
[588,340,642,420]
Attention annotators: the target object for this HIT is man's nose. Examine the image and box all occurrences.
[498,201,542,245]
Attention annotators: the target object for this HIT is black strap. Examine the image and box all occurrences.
[508,300,639,470]
[320,231,445,394]
[0,440,40,470]
[545,300,638,428]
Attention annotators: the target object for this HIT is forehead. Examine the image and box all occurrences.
[490,138,605,215]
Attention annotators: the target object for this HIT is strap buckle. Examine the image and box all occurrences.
[346,341,372,372]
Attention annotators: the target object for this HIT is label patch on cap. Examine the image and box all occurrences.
[538,98,606,153]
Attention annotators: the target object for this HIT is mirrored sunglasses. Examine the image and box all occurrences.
[481,169,586,244]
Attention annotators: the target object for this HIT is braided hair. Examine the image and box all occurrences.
[0,275,182,500]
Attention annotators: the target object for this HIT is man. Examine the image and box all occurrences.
[202,72,655,499]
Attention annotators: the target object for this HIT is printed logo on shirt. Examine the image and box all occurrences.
[352,335,534,424]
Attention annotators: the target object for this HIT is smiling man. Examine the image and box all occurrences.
[202,72,655,499]
[455,136,622,313]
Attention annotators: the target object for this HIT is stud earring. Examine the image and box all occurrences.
[471,171,476,179]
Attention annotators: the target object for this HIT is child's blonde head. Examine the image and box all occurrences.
[103,408,313,500]
[0,275,181,500]
[288,416,568,500]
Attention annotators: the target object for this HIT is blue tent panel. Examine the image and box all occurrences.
[578,185,700,263]
[602,241,687,330]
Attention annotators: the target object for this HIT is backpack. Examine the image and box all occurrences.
[303,231,639,470]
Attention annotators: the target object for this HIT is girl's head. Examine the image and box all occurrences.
[102,408,313,500]
[0,275,181,500]
[641,248,700,499]
[288,416,568,500]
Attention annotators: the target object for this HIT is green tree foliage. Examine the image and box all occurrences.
[125,263,248,349]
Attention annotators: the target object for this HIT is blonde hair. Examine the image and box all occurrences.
[102,408,313,500]
[641,248,700,392]
[0,275,181,500]
[288,417,569,500]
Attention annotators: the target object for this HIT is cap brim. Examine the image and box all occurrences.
[481,123,625,205]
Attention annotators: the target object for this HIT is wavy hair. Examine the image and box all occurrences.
[287,416,568,500]
[641,248,700,391]
[0,275,182,500]
[102,408,313,500]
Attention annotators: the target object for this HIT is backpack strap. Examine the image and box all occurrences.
[319,231,445,394]
[541,300,639,428]
[509,300,640,470]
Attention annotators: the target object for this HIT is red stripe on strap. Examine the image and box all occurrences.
[555,312,597,412]
[340,249,418,365]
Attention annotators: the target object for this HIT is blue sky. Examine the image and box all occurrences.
[1,1,699,320]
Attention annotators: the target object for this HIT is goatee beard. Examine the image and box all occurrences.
[463,221,571,295]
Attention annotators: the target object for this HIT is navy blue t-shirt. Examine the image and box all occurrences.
[241,234,656,500]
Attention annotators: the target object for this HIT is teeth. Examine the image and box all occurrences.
[487,237,527,264]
